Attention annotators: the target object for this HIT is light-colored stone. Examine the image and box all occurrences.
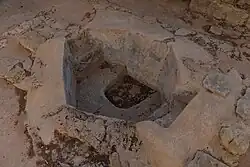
[0,39,7,49]
[208,2,227,20]
[0,38,32,78]
[86,10,174,41]
[4,64,26,84]
[189,0,212,14]
[209,26,223,35]
[187,151,229,167]
[25,37,76,144]
[221,151,240,167]
[13,75,42,90]
[222,29,241,39]
[136,69,242,167]
[110,152,122,167]
[237,0,250,8]
[224,5,249,26]
[206,131,240,167]
[219,124,249,155]
[203,73,231,97]
[171,37,213,92]
[208,2,248,25]
[17,31,46,53]
[174,28,196,36]
[0,79,37,167]
[142,16,157,24]
[136,91,236,167]
[236,88,250,124]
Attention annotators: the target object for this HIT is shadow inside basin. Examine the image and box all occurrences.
[105,75,157,109]
[74,61,162,122]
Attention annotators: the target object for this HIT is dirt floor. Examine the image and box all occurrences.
[0,0,250,167]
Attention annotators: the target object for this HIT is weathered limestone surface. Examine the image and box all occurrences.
[236,88,250,125]
[21,37,149,167]
[136,71,242,167]
[219,124,249,156]
[0,38,32,81]
[86,10,178,98]
[1,0,250,166]
[187,151,229,167]
[189,0,250,28]
[25,38,76,144]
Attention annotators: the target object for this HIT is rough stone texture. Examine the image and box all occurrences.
[110,152,122,167]
[86,11,178,98]
[25,105,150,167]
[136,69,242,167]
[236,88,250,125]
[203,72,231,97]
[20,36,150,167]
[25,37,76,140]
[219,124,249,155]
[187,151,229,167]
[170,37,214,94]
[190,0,250,27]
[17,31,46,53]
[4,64,26,84]
[206,133,240,167]
[189,0,212,14]
[0,38,32,80]
[209,26,223,35]
[174,28,196,36]
[0,0,250,167]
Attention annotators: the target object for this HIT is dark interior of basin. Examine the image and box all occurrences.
[73,59,162,122]
[65,32,196,123]
[105,75,157,109]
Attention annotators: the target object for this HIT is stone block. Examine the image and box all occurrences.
[136,69,242,167]
[209,26,223,35]
[203,73,231,97]
[219,124,249,155]
[189,0,212,14]
[174,28,196,36]
[208,3,248,26]
[237,0,250,9]
[136,91,236,167]
[0,38,32,78]
[86,11,177,97]
[224,5,248,26]
[208,2,227,20]
[4,64,26,84]
[26,37,76,132]
[17,31,46,53]
[187,151,229,167]
[236,88,250,125]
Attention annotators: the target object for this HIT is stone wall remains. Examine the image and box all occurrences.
[189,0,250,29]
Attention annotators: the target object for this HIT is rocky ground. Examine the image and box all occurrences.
[0,0,250,167]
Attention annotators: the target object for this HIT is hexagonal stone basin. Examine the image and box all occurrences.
[75,61,162,122]
[65,30,195,124]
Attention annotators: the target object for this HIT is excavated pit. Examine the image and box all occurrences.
[65,31,195,123]
[105,74,157,109]
[74,60,163,122]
